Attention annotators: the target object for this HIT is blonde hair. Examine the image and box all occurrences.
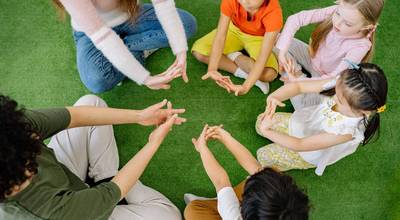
[310,0,384,62]
[51,0,140,22]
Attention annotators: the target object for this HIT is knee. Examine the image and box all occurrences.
[150,205,182,220]
[75,94,108,107]
[255,113,265,135]
[184,201,202,220]
[178,9,198,39]
[192,51,209,63]
[259,68,278,82]
[256,146,274,165]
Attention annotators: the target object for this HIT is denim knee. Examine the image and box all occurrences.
[177,9,198,40]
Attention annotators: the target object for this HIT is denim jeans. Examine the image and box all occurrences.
[73,4,197,93]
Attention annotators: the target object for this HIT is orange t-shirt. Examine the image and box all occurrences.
[220,0,283,36]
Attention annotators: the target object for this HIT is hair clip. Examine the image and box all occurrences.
[344,59,360,70]
[377,104,386,113]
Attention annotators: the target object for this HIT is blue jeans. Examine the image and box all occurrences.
[73,4,197,93]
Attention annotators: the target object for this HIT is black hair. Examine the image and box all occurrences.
[320,63,388,144]
[241,168,310,220]
[0,95,42,201]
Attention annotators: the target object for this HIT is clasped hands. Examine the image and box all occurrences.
[201,70,249,96]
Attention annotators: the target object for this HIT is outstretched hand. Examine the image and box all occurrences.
[278,52,302,82]
[148,114,180,146]
[204,124,230,141]
[202,71,234,93]
[174,51,188,83]
[192,124,209,152]
[144,63,182,90]
[264,95,285,119]
[138,99,186,126]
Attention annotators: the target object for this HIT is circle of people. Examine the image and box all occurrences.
[0,0,388,219]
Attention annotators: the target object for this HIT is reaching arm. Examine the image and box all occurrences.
[269,78,333,102]
[206,126,261,175]
[67,99,186,128]
[199,146,231,192]
[208,14,231,72]
[151,0,188,55]
[67,106,139,128]
[192,125,231,192]
[259,126,352,151]
[112,114,180,199]
[242,31,279,91]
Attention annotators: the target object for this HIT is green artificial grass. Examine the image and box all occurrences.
[1,0,399,219]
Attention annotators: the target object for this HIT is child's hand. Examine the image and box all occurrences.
[205,125,230,141]
[202,71,233,92]
[280,56,302,82]
[148,114,179,146]
[265,95,285,118]
[259,113,275,131]
[192,124,209,152]
[228,84,249,96]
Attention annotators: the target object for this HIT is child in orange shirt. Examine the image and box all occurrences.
[192,0,283,95]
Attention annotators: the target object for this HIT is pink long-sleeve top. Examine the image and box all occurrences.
[59,0,188,85]
[276,5,372,80]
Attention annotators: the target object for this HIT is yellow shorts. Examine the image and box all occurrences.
[191,23,278,71]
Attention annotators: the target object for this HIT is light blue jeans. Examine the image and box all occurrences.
[73,4,197,93]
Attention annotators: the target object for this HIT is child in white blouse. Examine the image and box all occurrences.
[256,63,387,175]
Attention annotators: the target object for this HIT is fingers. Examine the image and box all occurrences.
[163,113,178,128]
[191,138,197,145]
[174,117,187,125]
[202,72,211,80]
[200,124,209,137]
[151,99,168,110]
[215,80,231,93]
[167,101,172,111]
[182,72,189,83]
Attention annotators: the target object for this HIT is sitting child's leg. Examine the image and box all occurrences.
[255,112,315,171]
[191,27,243,73]
[255,112,292,137]
[256,143,315,171]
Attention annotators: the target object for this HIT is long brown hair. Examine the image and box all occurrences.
[52,0,140,22]
[310,0,384,62]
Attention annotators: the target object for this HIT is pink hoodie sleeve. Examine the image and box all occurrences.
[59,0,104,35]
[294,40,371,82]
[276,5,337,54]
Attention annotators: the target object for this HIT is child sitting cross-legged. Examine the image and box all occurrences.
[192,0,283,95]
[184,125,310,220]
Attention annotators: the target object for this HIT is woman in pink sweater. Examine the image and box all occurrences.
[274,0,383,109]
[53,0,197,93]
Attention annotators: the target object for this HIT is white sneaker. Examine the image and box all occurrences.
[143,48,160,59]
[184,193,214,205]
[255,81,270,94]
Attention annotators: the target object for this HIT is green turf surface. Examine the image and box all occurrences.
[1,0,399,219]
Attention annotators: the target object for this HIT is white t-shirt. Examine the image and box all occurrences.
[289,96,365,176]
[217,187,242,220]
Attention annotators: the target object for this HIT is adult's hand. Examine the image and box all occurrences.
[148,114,180,146]
[174,51,188,83]
[144,64,182,90]
[137,99,186,126]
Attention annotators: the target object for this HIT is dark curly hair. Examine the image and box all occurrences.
[0,95,42,201]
